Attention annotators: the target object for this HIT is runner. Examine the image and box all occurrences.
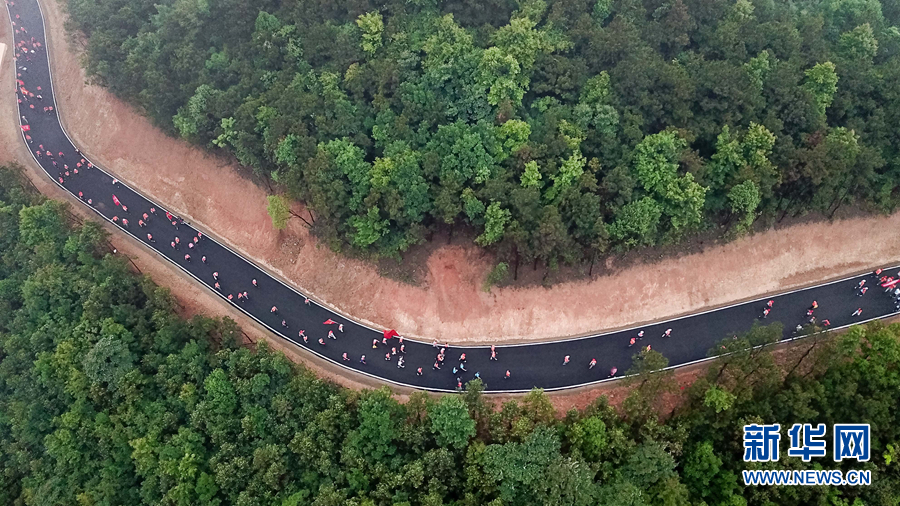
[318,338,325,346]
[662,328,672,338]
[372,339,378,349]
[252,279,258,287]
[504,370,511,379]
[184,254,190,262]
[397,357,405,369]
[417,367,423,376]
[589,358,596,369]
[609,367,617,377]
[767,300,774,308]
[147,233,154,242]
[762,308,770,318]
[328,330,336,339]
[629,337,636,347]
[201,256,207,264]
[852,308,863,317]
[342,352,349,361]
[563,355,570,366]
[214,282,220,291]
[271,306,277,314]
[858,287,868,296]
[281,320,288,329]
[360,355,366,364]
[459,353,466,363]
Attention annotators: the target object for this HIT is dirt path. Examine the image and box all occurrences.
[3,0,900,347]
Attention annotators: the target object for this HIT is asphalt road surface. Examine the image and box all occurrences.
[7,0,900,393]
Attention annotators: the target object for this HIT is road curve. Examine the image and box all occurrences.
[6,0,900,393]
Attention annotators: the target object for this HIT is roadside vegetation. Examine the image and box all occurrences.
[2,164,900,505]
[64,0,900,276]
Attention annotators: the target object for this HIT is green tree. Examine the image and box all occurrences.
[356,12,384,55]
[804,62,839,117]
[430,395,476,449]
[476,201,512,246]
[727,180,760,235]
[609,197,662,248]
[266,195,291,230]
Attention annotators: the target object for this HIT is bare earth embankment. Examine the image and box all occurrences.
[2,0,899,354]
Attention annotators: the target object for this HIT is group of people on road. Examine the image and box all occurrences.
[15,1,900,392]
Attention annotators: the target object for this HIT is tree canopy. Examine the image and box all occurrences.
[3,164,900,505]
[66,0,900,270]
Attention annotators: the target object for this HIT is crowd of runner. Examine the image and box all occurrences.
[9,0,899,392]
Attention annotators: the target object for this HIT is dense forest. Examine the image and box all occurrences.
[2,162,900,505]
[63,0,900,270]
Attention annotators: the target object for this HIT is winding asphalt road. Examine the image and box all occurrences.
[6,0,900,393]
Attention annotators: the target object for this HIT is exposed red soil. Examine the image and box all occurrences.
[4,4,900,408]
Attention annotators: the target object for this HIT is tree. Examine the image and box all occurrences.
[356,12,384,55]
[476,201,511,246]
[545,152,586,202]
[609,197,662,248]
[521,161,542,188]
[727,180,760,235]
[350,207,389,247]
[804,62,839,117]
[430,395,476,449]
[482,262,509,292]
[266,195,291,230]
[566,416,608,462]
[839,23,879,61]
[82,335,135,389]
